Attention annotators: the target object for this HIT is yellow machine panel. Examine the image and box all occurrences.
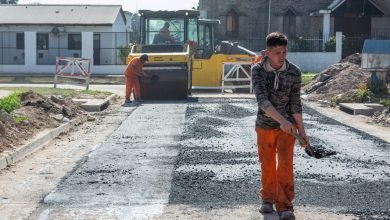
[127,52,189,65]
[192,54,255,87]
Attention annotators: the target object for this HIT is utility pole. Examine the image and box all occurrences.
[268,0,271,33]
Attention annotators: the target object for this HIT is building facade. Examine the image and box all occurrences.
[0,4,133,75]
[199,0,390,54]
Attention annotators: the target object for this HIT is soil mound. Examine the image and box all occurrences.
[303,54,370,102]
[0,91,82,153]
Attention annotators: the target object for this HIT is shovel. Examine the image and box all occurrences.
[291,130,336,159]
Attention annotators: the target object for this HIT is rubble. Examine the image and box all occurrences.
[372,109,390,126]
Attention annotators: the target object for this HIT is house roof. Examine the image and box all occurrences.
[273,0,389,16]
[327,0,386,14]
[0,4,126,26]
[272,0,334,16]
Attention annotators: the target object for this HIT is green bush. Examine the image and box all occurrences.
[325,36,336,52]
[330,95,338,105]
[379,99,390,111]
[355,84,373,102]
[118,45,132,64]
[0,92,21,113]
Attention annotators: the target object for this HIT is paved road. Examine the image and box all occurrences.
[25,98,390,219]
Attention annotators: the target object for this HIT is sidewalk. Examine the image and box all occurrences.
[305,101,390,143]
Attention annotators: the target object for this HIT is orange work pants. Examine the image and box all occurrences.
[256,127,296,212]
[125,75,141,100]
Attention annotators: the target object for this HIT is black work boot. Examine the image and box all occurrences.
[279,210,295,220]
[259,202,274,213]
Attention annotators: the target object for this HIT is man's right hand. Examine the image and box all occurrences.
[279,119,295,134]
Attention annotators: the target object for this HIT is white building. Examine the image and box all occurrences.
[0,4,132,75]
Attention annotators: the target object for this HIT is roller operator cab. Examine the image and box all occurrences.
[127,10,199,100]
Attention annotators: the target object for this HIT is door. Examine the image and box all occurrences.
[93,34,100,65]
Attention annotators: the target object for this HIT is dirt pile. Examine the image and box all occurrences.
[339,53,361,65]
[303,53,371,102]
[0,91,82,153]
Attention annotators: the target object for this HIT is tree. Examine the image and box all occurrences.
[1,0,18,4]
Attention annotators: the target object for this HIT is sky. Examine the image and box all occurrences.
[18,0,199,12]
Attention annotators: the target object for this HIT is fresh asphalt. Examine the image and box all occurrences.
[31,98,390,219]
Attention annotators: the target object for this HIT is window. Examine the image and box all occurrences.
[145,19,185,45]
[68,33,81,50]
[226,9,239,38]
[37,33,49,50]
[199,23,211,48]
[283,9,296,38]
[187,18,198,42]
[16,33,24,50]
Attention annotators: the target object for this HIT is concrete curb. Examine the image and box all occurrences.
[0,116,87,170]
[74,94,118,112]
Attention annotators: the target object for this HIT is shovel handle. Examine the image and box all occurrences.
[291,130,317,157]
[291,130,306,146]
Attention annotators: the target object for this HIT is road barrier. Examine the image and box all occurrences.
[221,62,253,94]
[54,57,92,90]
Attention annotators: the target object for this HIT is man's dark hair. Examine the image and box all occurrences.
[266,32,288,48]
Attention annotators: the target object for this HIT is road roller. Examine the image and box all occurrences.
[127,10,198,100]
[127,10,258,100]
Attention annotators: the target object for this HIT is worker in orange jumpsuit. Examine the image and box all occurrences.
[124,54,149,103]
[252,32,309,220]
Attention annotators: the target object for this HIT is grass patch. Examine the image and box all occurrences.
[0,92,21,113]
[302,74,315,87]
[302,72,317,76]
[0,87,112,97]
[15,116,28,124]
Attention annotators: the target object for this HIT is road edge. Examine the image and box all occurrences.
[0,116,87,170]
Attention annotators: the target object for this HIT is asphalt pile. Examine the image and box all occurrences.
[305,144,337,159]
[303,53,371,102]
[0,91,82,153]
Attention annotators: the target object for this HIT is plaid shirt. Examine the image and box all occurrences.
[252,57,302,129]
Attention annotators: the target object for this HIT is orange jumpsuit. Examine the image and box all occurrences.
[256,127,295,212]
[124,57,143,100]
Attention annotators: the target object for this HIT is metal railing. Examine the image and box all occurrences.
[342,32,390,58]
[221,62,253,93]
[221,34,335,53]
[0,32,25,65]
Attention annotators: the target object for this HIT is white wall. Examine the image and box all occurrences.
[112,12,127,33]
[0,29,128,75]
[287,32,342,72]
